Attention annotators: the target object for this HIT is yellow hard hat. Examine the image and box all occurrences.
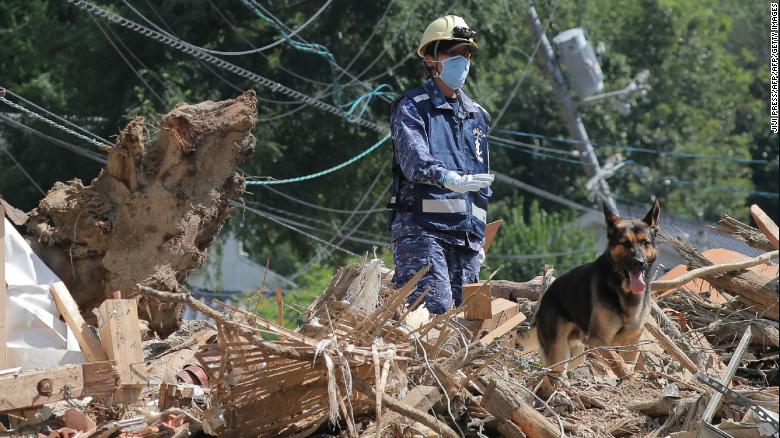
[417,15,479,58]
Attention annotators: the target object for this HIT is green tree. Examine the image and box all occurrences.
[488,197,598,281]
[0,0,774,279]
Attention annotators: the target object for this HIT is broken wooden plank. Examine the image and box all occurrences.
[275,287,284,327]
[0,361,118,411]
[651,250,779,294]
[483,219,503,254]
[459,298,520,340]
[662,235,780,321]
[50,281,108,362]
[97,298,147,402]
[479,312,526,346]
[645,319,699,374]
[0,364,82,411]
[362,386,442,436]
[353,378,459,438]
[686,331,727,379]
[751,204,779,250]
[701,326,753,424]
[1,205,6,370]
[482,378,561,438]
[82,361,122,396]
[463,283,492,320]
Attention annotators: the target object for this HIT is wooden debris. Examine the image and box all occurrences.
[96,298,146,403]
[361,386,442,436]
[463,283,492,320]
[0,361,118,411]
[481,378,561,438]
[158,383,207,411]
[479,312,526,346]
[662,234,780,321]
[354,378,459,438]
[651,250,779,294]
[701,326,753,424]
[274,286,284,327]
[709,214,775,251]
[4,202,778,438]
[181,268,428,437]
[50,281,108,363]
[486,278,549,301]
[645,319,699,374]
[483,219,504,253]
[460,298,522,342]
[750,204,779,250]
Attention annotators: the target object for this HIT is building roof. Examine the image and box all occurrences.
[577,203,764,257]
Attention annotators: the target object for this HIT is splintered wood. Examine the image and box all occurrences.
[193,266,429,437]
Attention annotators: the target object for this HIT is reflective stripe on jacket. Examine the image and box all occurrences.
[389,79,491,240]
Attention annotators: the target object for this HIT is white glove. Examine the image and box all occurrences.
[478,248,486,265]
[442,171,494,193]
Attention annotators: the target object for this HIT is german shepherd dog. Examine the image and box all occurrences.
[534,200,660,377]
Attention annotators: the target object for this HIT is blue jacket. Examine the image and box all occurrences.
[389,79,492,245]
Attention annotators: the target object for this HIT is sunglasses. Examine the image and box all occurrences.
[443,44,474,59]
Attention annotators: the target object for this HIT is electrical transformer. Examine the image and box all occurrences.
[552,28,604,98]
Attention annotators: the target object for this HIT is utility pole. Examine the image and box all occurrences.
[527,1,620,215]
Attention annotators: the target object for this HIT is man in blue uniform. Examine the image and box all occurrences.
[389,15,494,314]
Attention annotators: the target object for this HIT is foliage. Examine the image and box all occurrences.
[488,197,598,281]
[253,262,335,328]
[0,0,775,283]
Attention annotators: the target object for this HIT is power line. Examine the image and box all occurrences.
[124,0,307,106]
[89,15,167,106]
[667,179,778,199]
[497,129,778,165]
[101,11,167,87]
[245,133,390,185]
[334,0,398,81]
[0,88,115,146]
[261,185,390,215]
[205,0,330,88]
[0,90,111,149]
[68,0,385,132]
[492,0,559,127]
[289,168,392,280]
[246,204,390,247]
[488,247,596,261]
[490,135,585,165]
[0,114,107,164]
[495,141,778,198]
[243,199,388,240]
[240,0,400,118]
[234,201,359,257]
[493,171,595,212]
[122,0,334,57]
[0,143,46,195]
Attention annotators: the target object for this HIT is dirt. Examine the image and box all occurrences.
[24,91,258,336]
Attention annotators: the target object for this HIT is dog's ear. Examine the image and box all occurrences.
[602,201,621,236]
[642,199,660,230]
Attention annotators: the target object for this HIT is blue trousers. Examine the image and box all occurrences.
[392,235,481,314]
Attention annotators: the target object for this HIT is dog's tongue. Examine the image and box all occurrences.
[629,271,646,294]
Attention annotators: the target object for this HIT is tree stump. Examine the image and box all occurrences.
[25,91,258,336]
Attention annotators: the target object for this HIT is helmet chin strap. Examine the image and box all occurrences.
[431,40,441,78]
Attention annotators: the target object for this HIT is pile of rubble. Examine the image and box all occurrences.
[3,205,777,437]
[1,93,777,437]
